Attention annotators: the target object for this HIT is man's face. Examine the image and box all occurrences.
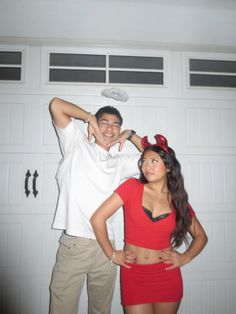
[97,113,121,147]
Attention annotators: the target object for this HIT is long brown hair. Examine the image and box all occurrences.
[139,145,192,248]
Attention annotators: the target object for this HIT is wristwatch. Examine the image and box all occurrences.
[128,129,136,141]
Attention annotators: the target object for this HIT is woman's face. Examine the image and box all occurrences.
[141,150,167,183]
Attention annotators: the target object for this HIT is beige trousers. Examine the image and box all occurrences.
[49,233,117,314]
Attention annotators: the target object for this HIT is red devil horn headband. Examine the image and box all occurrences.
[141,134,170,154]
[141,136,151,148]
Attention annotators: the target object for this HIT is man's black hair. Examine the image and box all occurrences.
[95,106,123,126]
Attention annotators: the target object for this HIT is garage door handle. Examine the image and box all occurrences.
[32,170,39,198]
[24,170,31,197]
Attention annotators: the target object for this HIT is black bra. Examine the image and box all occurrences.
[143,207,170,222]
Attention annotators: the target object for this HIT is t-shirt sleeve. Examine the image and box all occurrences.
[188,203,195,217]
[54,120,83,157]
[115,178,136,204]
[119,153,140,179]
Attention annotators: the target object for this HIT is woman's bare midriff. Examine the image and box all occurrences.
[125,242,171,265]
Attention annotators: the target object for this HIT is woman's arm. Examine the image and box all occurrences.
[160,216,208,270]
[182,216,208,263]
[90,193,133,268]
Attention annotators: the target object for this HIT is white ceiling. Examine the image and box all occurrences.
[101,0,236,10]
[1,0,236,50]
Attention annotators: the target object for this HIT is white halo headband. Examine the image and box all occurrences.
[101,88,129,102]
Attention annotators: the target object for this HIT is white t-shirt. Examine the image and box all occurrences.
[52,120,140,240]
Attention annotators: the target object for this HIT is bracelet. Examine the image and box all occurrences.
[84,112,93,123]
[109,251,116,265]
[127,129,136,141]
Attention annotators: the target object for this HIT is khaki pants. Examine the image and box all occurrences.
[49,233,117,314]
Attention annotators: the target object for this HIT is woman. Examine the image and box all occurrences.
[90,134,208,314]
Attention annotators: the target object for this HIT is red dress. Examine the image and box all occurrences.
[115,178,195,306]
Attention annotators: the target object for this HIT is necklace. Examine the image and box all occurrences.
[99,152,111,161]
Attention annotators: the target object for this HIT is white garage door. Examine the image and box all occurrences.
[0,46,236,314]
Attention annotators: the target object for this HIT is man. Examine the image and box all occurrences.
[49,97,143,314]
